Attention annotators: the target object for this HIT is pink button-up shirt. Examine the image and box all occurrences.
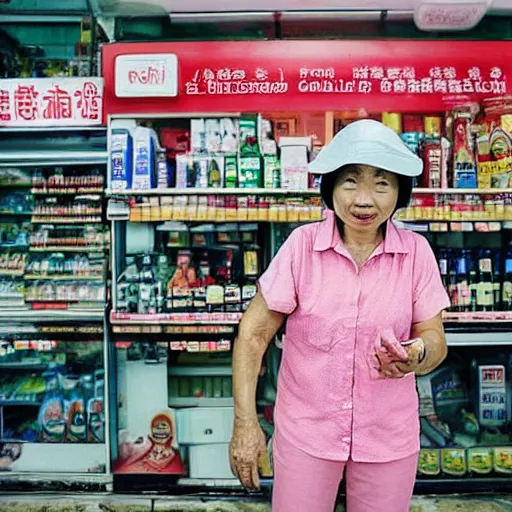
[258,210,451,463]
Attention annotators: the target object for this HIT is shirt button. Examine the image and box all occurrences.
[342,402,353,410]
[342,436,351,443]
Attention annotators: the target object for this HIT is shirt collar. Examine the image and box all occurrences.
[313,210,409,254]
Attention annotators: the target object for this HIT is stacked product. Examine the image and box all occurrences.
[417,355,512,478]
[0,338,105,444]
[0,167,109,311]
[379,104,512,190]
[116,223,259,315]
[436,248,512,312]
[128,194,323,223]
[110,115,313,192]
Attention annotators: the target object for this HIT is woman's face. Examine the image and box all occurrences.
[332,164,399,235]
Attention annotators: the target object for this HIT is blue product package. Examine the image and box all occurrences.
[111,129,133,191]
[132,126,157,190]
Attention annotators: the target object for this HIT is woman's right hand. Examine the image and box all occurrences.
[229,418,267,491]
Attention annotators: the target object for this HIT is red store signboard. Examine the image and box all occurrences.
[103,40,512,116]
[0,78,103,127]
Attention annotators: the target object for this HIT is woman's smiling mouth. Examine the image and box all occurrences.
[351,213,377,224]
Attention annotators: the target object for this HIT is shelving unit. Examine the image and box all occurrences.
[105,110,512,492]
[0,126,110,478]
[100,33,512,490]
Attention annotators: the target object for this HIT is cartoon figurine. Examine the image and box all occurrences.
[114,412,185,474]
[168,251,197,289]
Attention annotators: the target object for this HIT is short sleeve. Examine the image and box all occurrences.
[412,235,451,324]
[257,229,300,315]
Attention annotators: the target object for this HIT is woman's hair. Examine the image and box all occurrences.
[319,165,413,212]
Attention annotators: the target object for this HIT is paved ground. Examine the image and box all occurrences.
[1,494,512,511]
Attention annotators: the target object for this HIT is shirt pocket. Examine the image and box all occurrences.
[288,316,340,352]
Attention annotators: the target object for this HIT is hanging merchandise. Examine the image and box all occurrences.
[103,39,512,492]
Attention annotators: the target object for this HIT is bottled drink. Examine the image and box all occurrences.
[494,264,502,311]
[469,269,479,312]
[477,250,494,312]
[503,256,512,311]
[208,158,222,188]
[448,258,458,311]
[224,155,238,188]
[438,249,449,291]
[456,256,470,312]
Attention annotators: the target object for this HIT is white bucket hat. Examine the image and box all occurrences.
[308,119,423,177]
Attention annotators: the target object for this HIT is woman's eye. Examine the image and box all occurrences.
[377,181,389,187]
[344,178,357,184]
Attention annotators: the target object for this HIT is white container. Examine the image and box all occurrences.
[176,407,234,445]
[188,443,233,479]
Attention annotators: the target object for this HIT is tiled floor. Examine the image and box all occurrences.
[1,495,512,512]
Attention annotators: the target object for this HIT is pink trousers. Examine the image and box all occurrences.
[272,432,418,512]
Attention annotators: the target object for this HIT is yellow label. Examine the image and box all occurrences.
[503,281,512,303]
[477,282,494,306]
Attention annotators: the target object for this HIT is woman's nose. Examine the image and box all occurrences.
[354,190,373,207]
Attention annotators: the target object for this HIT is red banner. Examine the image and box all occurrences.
[102,40,512,116]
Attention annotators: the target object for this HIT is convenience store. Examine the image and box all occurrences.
[101,39,512,493]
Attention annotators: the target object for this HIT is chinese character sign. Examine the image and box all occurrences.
[0,78,103,127]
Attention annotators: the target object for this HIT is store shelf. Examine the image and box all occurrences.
[110,312,242,325]
[443,312,512,323]
[107,187,512,197]
[0,245,29,250]
[31,218,103,225]
[168,397,233,407]
[0,182,32,188]
[31,189,104,196]
[0,211,33,216]
[0,151,108,167]
[112,324,236,335]
[177,477,242,488]
[413,188,512,195]
[0,309,104,322]
[446,332,512,346]
[24,275,104,281]
[29,246,107,253]
[0,471,111,488]
[397,221,510,231]
[112,311,512,325]
[0,361,50,371]
[0,270,25,277]
[168,366,232,377]
[0,399,42,406]
[107,188,321,197]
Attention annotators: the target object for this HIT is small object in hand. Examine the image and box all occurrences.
[401,337,425,364]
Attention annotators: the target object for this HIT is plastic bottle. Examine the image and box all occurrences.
[477,250,495,312]
[456,255,470,312]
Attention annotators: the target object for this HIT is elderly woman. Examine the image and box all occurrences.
[229,120,451,512]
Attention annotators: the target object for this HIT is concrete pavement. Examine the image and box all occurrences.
[1,494,512,511]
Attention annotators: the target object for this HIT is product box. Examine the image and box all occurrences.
[111,129,133,191]
[477,365,507,428]
[279,137,311,190]
[175,406,233,445]
[187,443,232,479]
[132,126,157,190]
